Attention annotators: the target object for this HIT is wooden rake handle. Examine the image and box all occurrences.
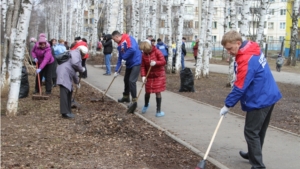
[36,62,42,96]
[103,64,123,96]
[137,66,152,100]
[203,115,224,160]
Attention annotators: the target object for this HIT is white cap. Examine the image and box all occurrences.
[77,45,88,54]
[144,39,151,45]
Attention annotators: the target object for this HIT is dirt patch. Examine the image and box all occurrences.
[1,75,218,169]
[165,71,300,135]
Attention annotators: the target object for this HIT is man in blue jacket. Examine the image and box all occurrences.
[112,30,142,104]
[156,38,168,62]
[220,30,282,169]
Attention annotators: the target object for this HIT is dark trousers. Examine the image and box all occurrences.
[245,104,275,169]
[35,63,53,93]
[81,59,87,78]
[123,65,140,98]
[59,85,72,115]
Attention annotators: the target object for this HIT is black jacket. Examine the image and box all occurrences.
[102,34,113,54]
[181,42,186,56]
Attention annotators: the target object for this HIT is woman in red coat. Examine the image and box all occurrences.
[193,39,199,66]
[139,40,166,117]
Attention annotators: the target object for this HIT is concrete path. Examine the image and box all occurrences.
[83,64,300,169]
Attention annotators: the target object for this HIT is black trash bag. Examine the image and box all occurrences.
[19,66,29,98]
[179,68,195,92]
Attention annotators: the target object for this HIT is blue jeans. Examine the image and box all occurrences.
[105,54,111,74]
[181,53,185,69]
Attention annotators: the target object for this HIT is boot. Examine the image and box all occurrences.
[118,94,130,103]
[155,97,165,117]
[142,94,150,114]
[52,78,57,87]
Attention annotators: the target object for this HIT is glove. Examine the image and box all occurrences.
[114,72,119,77]
[121,60,126,65]
[220,106,229,116]
[36,69,41,74]
[34,58,38,63]
[77,83,81,89]
[142,76,146,83]
[82,67,86,72]
[150,60,156,66]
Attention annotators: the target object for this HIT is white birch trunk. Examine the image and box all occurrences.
[143,0,149,39]
[62,0,67,40]
[195,0,207,79]
[105,0,112,34]
[240,0,250,41]
[1,0,8,31]
[75,0,80,36]
[1,0,14,90]
[175,0,185,72]
[287,0,299,66]
[222,0,230,60]
[228,0,237,87]
[166,0,173,72]
[150,0,157,38]
[92,0,99,55]
[116,0,124,32]
[68,2,74,43]
[203,0,214,77]
[256,0,268,48]
[131,0,140,41]
[6,0,33,116]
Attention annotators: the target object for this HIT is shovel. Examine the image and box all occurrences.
[127,66,152,114]
[195,115,224,169]
[32,62,49,100]
[71,77,81,109]
[90,64,123,102]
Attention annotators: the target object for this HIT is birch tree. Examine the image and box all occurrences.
[105,0,112,34]
[150,0,158,38]
[166,0,173,72]
[195,0,207,79]
[256,0,268,48]
[175,0,185,72]
[6,0,33,116]
[116,0,124,32]
[287,0,299,66]
[1,0,8,31]
[228,0,237,87]
[92,0,99,55]
[203,0,214,77]
[142,0,150,39]
[67,1,74,43]
[131,0,140,41]
[222,0,230,60]
[240,0,250,41]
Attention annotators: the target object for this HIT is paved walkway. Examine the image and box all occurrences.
[83,64,300,169]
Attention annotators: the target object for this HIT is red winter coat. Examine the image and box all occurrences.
[141,47,166,93]
[193,42,199,57]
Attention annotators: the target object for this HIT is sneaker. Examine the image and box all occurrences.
[62,113,75,119]
[142,104,150,114]
[156,111,165,117]
[103,73,111,76]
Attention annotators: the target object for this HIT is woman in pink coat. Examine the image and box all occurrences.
[139,40,166,117]
[31,33,54,94]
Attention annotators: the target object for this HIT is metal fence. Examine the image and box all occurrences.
[186,40,300,60]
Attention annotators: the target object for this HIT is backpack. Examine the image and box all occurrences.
[56,51,71,65]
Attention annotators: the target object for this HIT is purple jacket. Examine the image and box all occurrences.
[31,43,54,69]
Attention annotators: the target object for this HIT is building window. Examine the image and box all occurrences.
[184,21,193,28]
[195,21,199,29]
[268,36,273,41]
[269,0,274,2]
[280,22,286,29]
[213,21,217,29]
[160,20,165,27]
[238,6,242,14]
[212,35,217,42]
[268,22,274,29]
[279,36,285,41]
[195,7,198,15]
[280,9,286,15]
[268,9,275,15]
[281,0,287,2]
[185,6,193,15]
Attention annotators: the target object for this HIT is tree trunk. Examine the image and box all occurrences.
[131,0,140,41]
[287,0,299,66]
[105,0,112,34]
[195,0,207,79]
[240,0,250,41]
[92,0,99,56]
[222,0,230,61]
[68,1,74,43]
[228,0,237,88]
[150,0,157,38]
[1,0,8,32]
[256,0,268,49]
[6,0,33,116]
[175,0,185,72]
[166,0,173,72]
[203,0,214,78]
[116,0,124,32]
[1,0,15,91]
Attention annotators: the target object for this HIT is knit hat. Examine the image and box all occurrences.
[77,45,88,54]
[144,39,151,45]
[75,36,81,41]
[38,33,47,43]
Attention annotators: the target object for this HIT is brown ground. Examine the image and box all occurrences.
[1,75,218,169]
